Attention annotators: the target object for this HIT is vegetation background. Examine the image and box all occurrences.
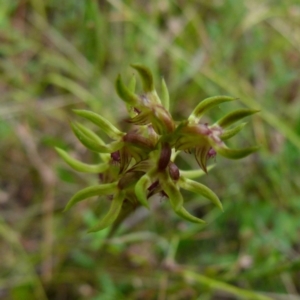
[1,0,300,299]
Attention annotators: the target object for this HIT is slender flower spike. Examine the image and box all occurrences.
[57,64,259,232]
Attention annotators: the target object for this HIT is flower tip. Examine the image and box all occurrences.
[219,203,224,212]
[54,146,61,153]
[87,228,98,233]
[72,109,81,114]
[130,63,154,92]
[62,206,69,213]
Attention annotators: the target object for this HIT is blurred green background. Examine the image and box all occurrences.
[1,0,300,299]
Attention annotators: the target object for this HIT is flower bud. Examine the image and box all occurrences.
[158,143,171,171]
[168,162,180,181]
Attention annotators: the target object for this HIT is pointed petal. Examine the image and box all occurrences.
[74,122,104,145]
[88,191,124,232]
[64,182,118,211]
[179,178,223,211]
[129,74,136,92]
[71,123,124,153]
[55,147,108,173]
[189,96,236,121]
[215,145,260,159]
[180,165,215,179]
[174,206,205,224]
[73,109,124,139]
[130,64,154,92]
[220,123,247,141]
[135,174,151,209]
[161,177,183,211]
[161,78,170,110]
[217,109,259,128]
[115,74,140,106]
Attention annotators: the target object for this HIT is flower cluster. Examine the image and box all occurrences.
[56,64,259,232]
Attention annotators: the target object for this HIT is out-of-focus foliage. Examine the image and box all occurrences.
[0,0,300,299]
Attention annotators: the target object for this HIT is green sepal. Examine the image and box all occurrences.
[115,74,140,106]
[179,178,223,211]
[217,109,259,128]
[161,78,170,110]
[130,64,154,92]
[189,96,236,121]
[135,174,151,209]
[73,109,124,139]
[220,123,247,141]
[64,182,118,211]
[88,191,125,232]
[71,123,124,153]
[175,206,205,224]
[55,147,108,173]
[215,145,260,159]
[161,177,183,212]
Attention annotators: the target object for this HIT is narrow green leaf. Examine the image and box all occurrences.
[175,206,205,224]
[189,96,236,121]
[130,64,154,92]
[215,145,260,159]
[88,191,125,232]
[161,78,170,110]
[179,178,223,211]
[115,74,140,106]
[183,270,273,300]
[73,109,124,139]
[135,174,151,209]
[217,109,259,128]
[55,147,108,173]
[71,123,124,153]
[220,123,247,141]
[64,182,118,211]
